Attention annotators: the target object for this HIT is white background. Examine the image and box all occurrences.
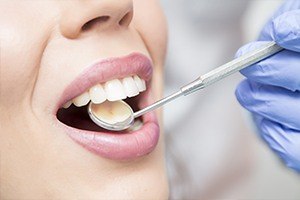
[161,0,300,199]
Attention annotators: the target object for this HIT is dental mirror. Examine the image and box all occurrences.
[88,100,135,131]
[88,42,283,131]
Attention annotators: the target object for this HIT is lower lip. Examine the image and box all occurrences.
[56,91,160,161]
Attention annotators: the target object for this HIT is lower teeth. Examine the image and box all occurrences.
[128,119,143,131]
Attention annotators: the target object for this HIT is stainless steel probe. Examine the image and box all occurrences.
[135,42,282,116]
[88,41,283,131]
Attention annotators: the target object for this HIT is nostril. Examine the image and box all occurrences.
[119,11,133,27]
[82,16,110,31]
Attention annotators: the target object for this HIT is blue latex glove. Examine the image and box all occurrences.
[235,0,300,172]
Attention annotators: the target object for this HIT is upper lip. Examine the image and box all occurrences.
[56,52,153,112]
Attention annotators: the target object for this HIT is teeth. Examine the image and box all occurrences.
[92,100,132,124]
[133,75,146,92]
[122,77,139,97]
[63,75,146,108]
[63,101,72,109]
[73,92,90,107]
[89,84,106,104]
[104,79,127,101]
[128,119,143,131]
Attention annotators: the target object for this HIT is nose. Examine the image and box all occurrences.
[60,0,133,39]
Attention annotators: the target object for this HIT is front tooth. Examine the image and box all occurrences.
[63,101,72,109]
[122,77,139,97]
[73,92,90,107]
[104,79,126,101]
[89,84,107,104]
[133,75,146,92]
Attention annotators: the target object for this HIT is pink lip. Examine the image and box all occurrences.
[57,53,153,109]
[54,53,160,161]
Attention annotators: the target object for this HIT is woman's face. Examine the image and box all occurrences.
[0,0,168,199]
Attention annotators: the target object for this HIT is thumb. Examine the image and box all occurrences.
[272,9,300,52]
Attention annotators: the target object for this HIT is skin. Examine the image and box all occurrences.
[0,0,168,199]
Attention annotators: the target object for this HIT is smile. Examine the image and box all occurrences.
[62,75,146,108]
[55,53,160,161]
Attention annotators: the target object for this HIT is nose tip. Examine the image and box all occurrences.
[60,0,133,39]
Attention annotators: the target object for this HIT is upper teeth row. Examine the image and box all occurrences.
[63,75,146,108]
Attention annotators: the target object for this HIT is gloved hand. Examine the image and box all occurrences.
[235,0,300,172]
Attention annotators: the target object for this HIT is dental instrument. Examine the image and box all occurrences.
[88,41,283,131]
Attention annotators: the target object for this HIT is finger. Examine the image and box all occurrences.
[254,115,300,172]
[258,9,300,52]
[272,10,300,52]
[235,80,300,130]
[236,41,300,91]
[259,0,300,41]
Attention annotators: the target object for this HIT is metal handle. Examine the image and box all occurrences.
[133,41,283,119]
[133,90,183,118]
[181,41,283,95]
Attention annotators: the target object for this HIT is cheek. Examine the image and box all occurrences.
[0,1,57,107]
[133,0,168,67]
[1,26,44,106]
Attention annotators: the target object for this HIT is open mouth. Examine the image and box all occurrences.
[57,75,145,132]
[55,53,160,161]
